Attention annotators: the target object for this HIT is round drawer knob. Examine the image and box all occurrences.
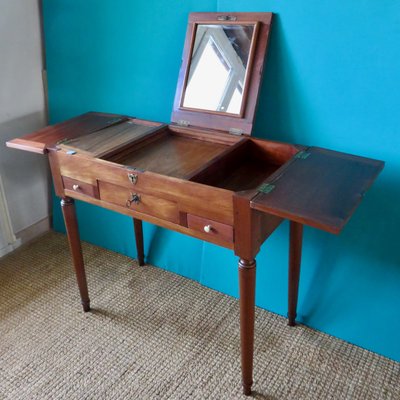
[72,184,80,191]
[204,225,212,233]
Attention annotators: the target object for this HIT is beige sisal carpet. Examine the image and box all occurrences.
[0,232,399,399]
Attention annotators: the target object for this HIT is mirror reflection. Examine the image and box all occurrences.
[182,23,256,115]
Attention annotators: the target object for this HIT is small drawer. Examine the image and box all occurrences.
[187,214,233,243]
[62,176,99,198]
[99,181,179,223]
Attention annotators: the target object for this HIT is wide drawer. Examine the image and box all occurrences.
[62,176,99,198]
[187,214,233,243]
[98,181,179,223]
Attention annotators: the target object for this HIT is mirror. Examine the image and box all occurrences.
[181,23,257,115]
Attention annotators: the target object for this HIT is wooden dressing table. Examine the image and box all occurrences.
[7,12,384,396]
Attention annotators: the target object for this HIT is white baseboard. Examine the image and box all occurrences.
[16,216,51,245]
[0,216,51,258]
[0,238,22,258]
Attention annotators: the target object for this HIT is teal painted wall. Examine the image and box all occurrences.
[43,1,400,361]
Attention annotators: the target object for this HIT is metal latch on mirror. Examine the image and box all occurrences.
[217,15,237,21]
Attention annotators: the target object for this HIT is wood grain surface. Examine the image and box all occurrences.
[251,147,384,233]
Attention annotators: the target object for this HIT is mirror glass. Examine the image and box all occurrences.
[182,23,256,115]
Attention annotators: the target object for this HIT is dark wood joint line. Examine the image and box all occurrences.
[179,211,188,227]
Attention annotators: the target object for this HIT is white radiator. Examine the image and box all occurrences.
[0,174,20,257]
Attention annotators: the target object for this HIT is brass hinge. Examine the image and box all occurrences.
[257,183,275,194]
[229,128,244,135]
[126,166,145,173]
[105,117,124,125]
[177,119,190,127]
[295,150,311,160]
[56,138,70,145]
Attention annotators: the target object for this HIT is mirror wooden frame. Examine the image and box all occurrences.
[172,12,273,135]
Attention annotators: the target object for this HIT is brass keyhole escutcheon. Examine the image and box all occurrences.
[128,173,138,185]
[126,193,141,208]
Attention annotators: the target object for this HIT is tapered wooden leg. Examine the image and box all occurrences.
[133,218,145,266]
[239,258,256,396]
[288,221,303,326]
[61,197,90,312]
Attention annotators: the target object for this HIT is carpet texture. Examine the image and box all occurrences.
[0,232,399,399]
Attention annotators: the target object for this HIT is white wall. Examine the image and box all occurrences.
[0,0,50,251]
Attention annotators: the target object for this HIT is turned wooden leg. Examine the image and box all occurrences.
[61,197,90,312]
[288,221,303,326]
[133,218,145,266]
[239,258,256,396]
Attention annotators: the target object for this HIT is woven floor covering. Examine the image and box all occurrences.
[0,232,399,400]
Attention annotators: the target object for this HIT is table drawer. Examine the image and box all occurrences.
[99,181,179,223]
[62,176,99,198]
[187,214,233,243]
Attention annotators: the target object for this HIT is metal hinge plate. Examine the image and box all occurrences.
[126,166,145,173]
[229,128,244,136]
[257,183,276,194]
[56,138,70,145]
[295,150,311,160]
[177,120,190,127]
